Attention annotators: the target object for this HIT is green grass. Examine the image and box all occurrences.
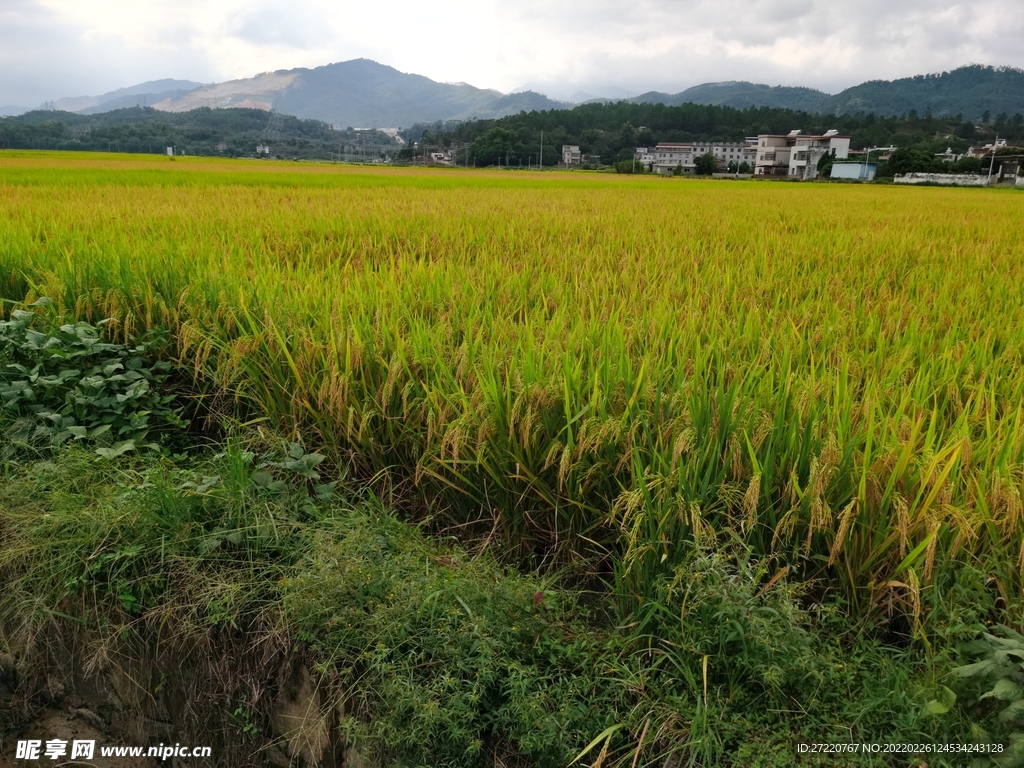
[0,443,995,767]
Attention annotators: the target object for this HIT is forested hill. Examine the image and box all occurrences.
[625,83,831,112]
[0,106,398,160]
[618,66,1024,122]
[822,66,1024,121]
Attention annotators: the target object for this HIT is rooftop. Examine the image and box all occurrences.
[760,133,850,140]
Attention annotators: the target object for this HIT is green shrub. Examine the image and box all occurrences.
[954,625,1024,762]
[614,159,646,174]
[0,301,188,457]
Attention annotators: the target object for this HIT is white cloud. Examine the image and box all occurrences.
[2,0,1022,106]
[0,0,219,106]
[227,5,332,48]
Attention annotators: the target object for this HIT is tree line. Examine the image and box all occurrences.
[0,107,398,160]
[406,101,1024,170]
[4,102,1022,175]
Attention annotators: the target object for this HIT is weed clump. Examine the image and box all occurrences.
[0,300,188,458]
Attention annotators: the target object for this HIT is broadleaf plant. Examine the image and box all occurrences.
[955,625,1024,716]
[0,303,188,457]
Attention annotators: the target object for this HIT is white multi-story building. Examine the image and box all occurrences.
[754,130,850,179]
[651,143,689,173]
[562,145,582,166]
[650,140,757,174]
[634,147,655,168]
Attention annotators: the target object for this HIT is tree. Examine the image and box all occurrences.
[618,122,637,150]
[614,159,645,174]
[693,152,717,175]
[951,156,982,173]
[956,121,976,140]
[469,127,518,166]
[738,161,751,174]
[816,151,834,178]
[887,147,939,175]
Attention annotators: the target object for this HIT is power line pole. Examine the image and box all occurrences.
[988,136,999,186]
[539,130,543,171]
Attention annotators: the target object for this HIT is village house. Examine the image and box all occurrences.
[649,140,757,174]
[634,147,655,168]
[966,138,1007,159]
[935,147,963,163]
[754,130,850,179]
[424,148,459,165]
[562,145,582,166]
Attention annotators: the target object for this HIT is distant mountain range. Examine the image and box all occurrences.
[10,61,1023,127]
[618,66,1024,121]
[46,79,208,115]
[147,60,567,128]
[617,82,830,112]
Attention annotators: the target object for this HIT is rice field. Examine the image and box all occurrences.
[2,150,1024,618]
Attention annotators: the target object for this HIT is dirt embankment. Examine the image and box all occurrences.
[0,639,368,768]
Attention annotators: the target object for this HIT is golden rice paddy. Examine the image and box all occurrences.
[2,151,1023,613]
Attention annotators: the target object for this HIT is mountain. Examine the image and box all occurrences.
[29,62,1024,131]
[629,82,830,112]
[822,65,1024,120]
[51,79,206,114]
[617,66,1024,121]
[510,84,632,103]
[152,59,567,128]
[0,105,28,117]
[78,88,202,115]
[567,91,608,104]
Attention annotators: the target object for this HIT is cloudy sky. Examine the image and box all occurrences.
[2,0,1022,107]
